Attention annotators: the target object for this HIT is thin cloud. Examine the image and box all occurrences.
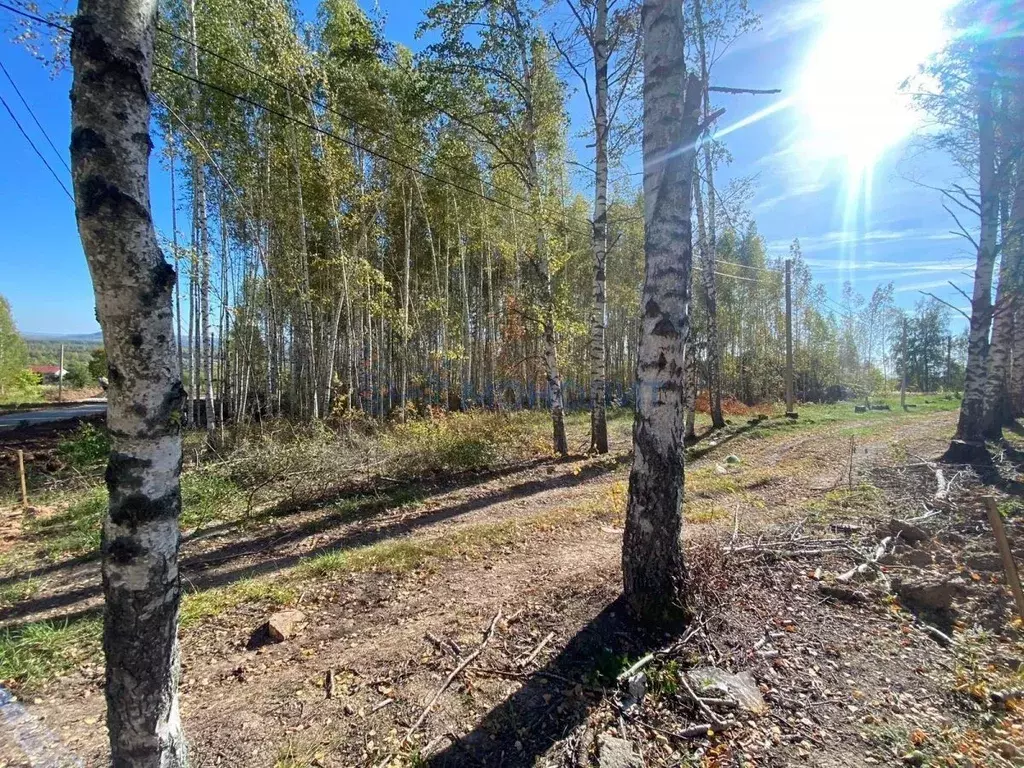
[895,278,966,293]
[754,181,828,212]
[768,228,960,254]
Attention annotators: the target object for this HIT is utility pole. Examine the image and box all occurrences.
[946,335,952,390]
[58,343,64,403]
[785,258,796,417]
[900,316,908,410]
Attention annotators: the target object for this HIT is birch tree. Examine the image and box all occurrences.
[622,0,707,624]
[70,0,187,764]
[552,0,641,453]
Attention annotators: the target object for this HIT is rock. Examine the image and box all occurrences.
[902,549,934,568]
[964,553,1002,572]
[893,577,967,611]
[995,740,1018,759]
[725,454,741,464]
[902,750,925,766]
[888,519,929,544]
[686,668,766,713]
[266,609,306,642]
[598,734,640,768]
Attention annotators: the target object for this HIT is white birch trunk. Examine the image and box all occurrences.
[949,71,998,458]
[623,0,703,624]
[70,0,187,763]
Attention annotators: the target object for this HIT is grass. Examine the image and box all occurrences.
[180,578,298,628]
[0,617,102,689]
[804,483,885,520]
[300,481,627,579]
[0,399,956,690]
[0,578,39,608]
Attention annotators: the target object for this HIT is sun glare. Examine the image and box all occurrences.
[797,0,955,171]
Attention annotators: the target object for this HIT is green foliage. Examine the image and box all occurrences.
[0,294,30,401]
[86,347,107,380]
[0,618,102,689]
[180,472,240,529]
[58,423,111,470]
[0,369,42,405]
[63,360,90,388]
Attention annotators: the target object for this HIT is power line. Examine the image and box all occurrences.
[0,57,70,174]
[0,90,73,202]
[156,62,574,234]
[152,21,549,221]
[0,3,596,237]
[713,257,779,274]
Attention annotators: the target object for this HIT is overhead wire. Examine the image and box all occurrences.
[0,90,74,202]
[0,1,591,235]
[0,56,70,174]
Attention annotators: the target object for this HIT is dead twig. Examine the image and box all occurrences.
[402,611,502,745]
[518,631,554,669]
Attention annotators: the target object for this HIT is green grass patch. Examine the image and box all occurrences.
[25,486,106,560]
[0,578,40,608]
[180,578,297,628]
[805,483,884,520]
[0,618,102,689]
[299,484,625,580]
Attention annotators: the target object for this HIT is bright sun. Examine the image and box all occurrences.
[797,0,955,172]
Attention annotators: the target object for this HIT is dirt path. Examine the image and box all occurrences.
[4,409,987,768]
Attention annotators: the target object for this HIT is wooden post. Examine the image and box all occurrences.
[983,496,1024,622]
[900,316,907,410]
[17,449,28,508]
[58,343,65,403]
[785,258,795,416]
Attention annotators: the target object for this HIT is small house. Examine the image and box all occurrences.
[29,365,67,383]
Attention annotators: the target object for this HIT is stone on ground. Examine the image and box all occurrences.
[266,609,306,642]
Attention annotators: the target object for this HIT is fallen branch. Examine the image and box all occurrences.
[680,674,727,729]
[403,611,501,745]
[518,631,554,669]
[836,536,892,583]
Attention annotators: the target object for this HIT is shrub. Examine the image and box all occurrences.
[58,423,110,470]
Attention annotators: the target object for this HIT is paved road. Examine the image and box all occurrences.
[0,403,107,430]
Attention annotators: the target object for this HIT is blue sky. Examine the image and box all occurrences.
[0,0,974,334]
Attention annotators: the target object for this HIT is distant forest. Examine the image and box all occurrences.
[26,340,101,368]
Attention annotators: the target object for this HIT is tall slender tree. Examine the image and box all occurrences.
[622,0,706,624]
[70,0,187,764]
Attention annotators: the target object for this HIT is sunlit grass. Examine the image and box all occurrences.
[0,618,102,689]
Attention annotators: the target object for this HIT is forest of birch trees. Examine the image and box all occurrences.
[149,0,971,455]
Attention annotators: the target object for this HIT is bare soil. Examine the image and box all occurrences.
[2,408,1023,768]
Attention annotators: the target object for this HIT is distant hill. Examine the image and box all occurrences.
[23,331,104,343]
[23,333,104,368]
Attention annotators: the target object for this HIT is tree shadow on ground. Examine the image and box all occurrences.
[685,416,775,461]
[0,454,630,625]
[965,441,1024,499]
[426,595,660,768]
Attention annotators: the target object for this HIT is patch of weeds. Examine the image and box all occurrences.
[273,725,339,768]
[180,471,241,530]
[299,485,623,580]
[0,578,40,608]
[0,617,102,690]
[804,483,883,521]
[688,467,774,499]
[26,486,106,560]
[647,659,681,695]
[890,442,910,464]
[588,648,633,686]
[57,423,110,471]
[181,578,297,628]
[684,502,729,524]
